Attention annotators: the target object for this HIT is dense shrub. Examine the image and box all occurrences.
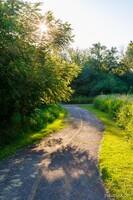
[93,95,133,138]
[117,103,133,138]
[0,104,62,145]
[67,96,93,104]
[30,104,61,131]
[91,76,129,96]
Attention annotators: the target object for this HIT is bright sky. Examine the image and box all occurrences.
[30,0,133,50]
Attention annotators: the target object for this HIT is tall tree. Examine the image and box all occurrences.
[70,43,131,97]
[0,0,80,124]
[122,41,133,72]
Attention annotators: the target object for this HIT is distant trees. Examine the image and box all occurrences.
[119,41,133,92]
[70,42,133,97]
[0,0,80,125]
[122,41,133,72]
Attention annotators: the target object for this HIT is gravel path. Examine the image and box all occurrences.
[0,105,108,200]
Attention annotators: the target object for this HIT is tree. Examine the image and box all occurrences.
[0,0,80,125]
[89,42,107,72]
[103,47,119,73]
[119,41,133,93]
[122,41,133,72]
[70,43,132,97]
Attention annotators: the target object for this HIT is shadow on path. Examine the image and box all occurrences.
[0,105,108,200]
[34,145,107,200]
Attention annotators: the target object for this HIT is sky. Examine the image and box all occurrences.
[29,0,133,50]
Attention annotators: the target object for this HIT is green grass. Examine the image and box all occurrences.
[93,94,133,138]
[81,105,133,200]
[0,109,66,161]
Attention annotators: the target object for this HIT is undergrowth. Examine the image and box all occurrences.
[66,96,93,104]
[93,94,133,139]
[0,105,66,161]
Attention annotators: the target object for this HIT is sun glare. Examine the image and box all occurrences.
[39,23,47,33]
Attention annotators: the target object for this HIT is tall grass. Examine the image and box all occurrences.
[81,105,133,200]
[93,94,133,139]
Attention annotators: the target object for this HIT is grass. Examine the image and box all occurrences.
[0,109,66,161]
[81,105,133,200]
[93,94,133,138]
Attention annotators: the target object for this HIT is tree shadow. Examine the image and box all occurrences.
[44,138,63,147]
[35,145,108,200]
[0,144,108,200]
[0,147,46,200]
[0,105,108,200]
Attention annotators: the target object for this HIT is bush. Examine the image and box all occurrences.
[0,104,62,145]
[30,104,61,131]
[67,96,93,104]
[117,103,133,138]
[93,95,127,117]
[90,75,129,96]
[93,94,133,138]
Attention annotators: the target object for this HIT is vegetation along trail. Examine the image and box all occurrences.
[0,105,108,200]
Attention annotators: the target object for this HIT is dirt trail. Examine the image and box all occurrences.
[0,105,108,200]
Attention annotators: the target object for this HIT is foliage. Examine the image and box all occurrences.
[93,94,133,138]
[0,104,63,145]
[69,42,133,97]
[66,96,93,104]
[90,75,128,96]
[0,0,80,133]
[30,104,61,131]
[81,105,133,200]
[0,105,66,161]
[117,103,133,138]
[121,41,133,72]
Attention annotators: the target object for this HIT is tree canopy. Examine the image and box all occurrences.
[0,0,80,123]
[69,42,133,97]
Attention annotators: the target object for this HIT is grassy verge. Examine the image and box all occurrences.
[81,105,133,200]
[93,94,133,138]
[0,108,66,161]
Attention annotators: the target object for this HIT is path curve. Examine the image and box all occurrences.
[0,105,108,200]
